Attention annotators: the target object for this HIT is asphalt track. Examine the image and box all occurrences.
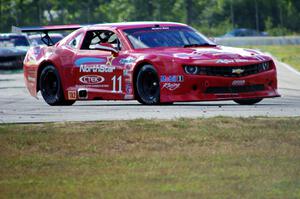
[1,58,300,123]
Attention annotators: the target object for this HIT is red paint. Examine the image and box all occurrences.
[23,22,279,103]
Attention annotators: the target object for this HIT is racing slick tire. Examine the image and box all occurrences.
[40,65,75,106]
[233,98,263,105]
[136,65,160,105]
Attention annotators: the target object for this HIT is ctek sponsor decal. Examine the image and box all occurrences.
[79,75,105,84]
[79,65,115,73]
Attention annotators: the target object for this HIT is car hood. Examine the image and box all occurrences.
[0,47,27,57]
[136,46,270,64]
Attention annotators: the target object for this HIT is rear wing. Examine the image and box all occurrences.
[12,24,84,46]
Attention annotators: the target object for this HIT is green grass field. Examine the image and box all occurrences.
[1,117,300,198]
[243,45,300,71]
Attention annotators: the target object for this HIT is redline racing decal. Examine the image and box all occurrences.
[79,75,105,84]
[160,75,183,91]
[162,83,181,91]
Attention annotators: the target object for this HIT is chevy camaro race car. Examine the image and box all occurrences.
[18,22,279,105]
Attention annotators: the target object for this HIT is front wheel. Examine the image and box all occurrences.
[40,65,75,106]
[233,98,263,105]
[136,65,160,105]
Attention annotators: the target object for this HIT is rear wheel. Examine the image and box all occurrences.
[136,65,160,105]
[234,98,263,105]
[40,65,75,106]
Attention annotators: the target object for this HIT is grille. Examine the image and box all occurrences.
[205,84,265,94]
[184,61,271,77]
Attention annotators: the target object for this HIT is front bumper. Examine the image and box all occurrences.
[160,69,280,102]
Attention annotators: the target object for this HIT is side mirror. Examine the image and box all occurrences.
[208,37,216,43]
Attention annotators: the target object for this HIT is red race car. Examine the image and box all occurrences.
[18,22,279,105]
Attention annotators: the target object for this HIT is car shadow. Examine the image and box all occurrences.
[74,102,282,107]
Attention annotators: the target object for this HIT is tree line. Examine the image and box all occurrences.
[1,0,299,36]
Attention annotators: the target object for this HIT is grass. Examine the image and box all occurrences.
[0,117,300,198]
[243,45,300,71]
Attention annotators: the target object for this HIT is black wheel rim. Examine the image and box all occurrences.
[140,70,159,100]
[42,70,58,98]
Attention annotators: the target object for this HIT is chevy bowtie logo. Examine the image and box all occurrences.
[232,68,245,75]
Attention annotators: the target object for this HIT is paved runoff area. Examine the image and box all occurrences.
[1,60,300,123]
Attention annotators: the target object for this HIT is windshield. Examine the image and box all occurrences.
[0,35,30,48]
[123,26,215,49]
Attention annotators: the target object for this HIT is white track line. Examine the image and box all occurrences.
[279,62,300,78]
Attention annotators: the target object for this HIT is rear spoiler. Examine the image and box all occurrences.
[12,24,84,46]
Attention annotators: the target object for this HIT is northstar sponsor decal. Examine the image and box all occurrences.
[79,65,115,73]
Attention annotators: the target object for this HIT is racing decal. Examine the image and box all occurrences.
[216,59,234,64]
[235,59,249,63]
[68,91,76,100]
[125,84,133,94]
[120,56,135,99]
[152,27,169,30]
[160,75,184,83]
[254,55,266,61]
[79,65,115,73]
[79,75,105,84]
[106,55,116,66]
[232,80,246,86]
[80,84,109,88]
[162,83,181,91]
[119,56,136,65]
[174,51,204,59]
[75,57,106,67]
[27,76,36,83]
[75,57,116,73]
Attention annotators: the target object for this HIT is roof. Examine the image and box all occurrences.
[88,21,187,29]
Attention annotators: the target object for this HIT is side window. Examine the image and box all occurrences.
[68,33,83,48]
[81,30,121,50]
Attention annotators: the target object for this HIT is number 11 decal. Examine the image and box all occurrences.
[112,75,122,93]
